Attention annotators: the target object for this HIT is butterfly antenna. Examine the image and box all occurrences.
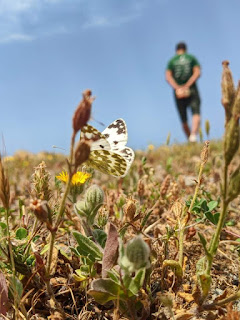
[52,145,66,151]
[91,117,105,127]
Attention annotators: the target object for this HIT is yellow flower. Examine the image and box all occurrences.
[148,144,155,151]
[3,156,14,162]
[56,171,91,185]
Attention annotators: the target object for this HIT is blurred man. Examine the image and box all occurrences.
[166,42,201,142]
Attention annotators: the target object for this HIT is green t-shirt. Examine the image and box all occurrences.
[167,53,200,86]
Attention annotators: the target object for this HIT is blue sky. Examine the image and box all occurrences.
[1,0,240,155]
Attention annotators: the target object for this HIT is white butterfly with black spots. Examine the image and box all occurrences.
[80,119,135,177]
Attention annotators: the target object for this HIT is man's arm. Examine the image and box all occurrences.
[183,66,201,88]
[165,70,180,90]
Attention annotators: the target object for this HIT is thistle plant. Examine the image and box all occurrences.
[88,234,151,319]
[196,61,240,304]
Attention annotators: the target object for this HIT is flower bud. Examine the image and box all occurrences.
[85,184,104,211]
[221,61,235,122]
[224,117,239,166]
[74,200,90,217]
[74,140,91,170]
[125,236,150,271]
[72,89,95,134]
[30,199,50,223]
[227,165,240,202]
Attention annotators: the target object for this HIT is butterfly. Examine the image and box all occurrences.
[80,119,135,177]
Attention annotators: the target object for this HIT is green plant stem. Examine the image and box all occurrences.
[46,131,76,276]
[178,163,204,268]
[207,164,228,274]
[5,208,18,317]
[189,163,203,214]
[178,225,184,268]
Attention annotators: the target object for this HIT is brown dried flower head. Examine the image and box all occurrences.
[221,60,235,122]
[123,197,137,221]
[137,179,145,198]
[160,174,171,197]
[171,200,184,219]
[74,140,91,170]
[0,155,10,209]
[31,161,52,201]
[224,116,239,166]
[200,140,209,165]
[72,89,95,134]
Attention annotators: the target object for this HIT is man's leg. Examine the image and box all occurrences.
[175,97,189,138]
[189,91,201,142]
[191,114,200,135]
[182,122,191,138]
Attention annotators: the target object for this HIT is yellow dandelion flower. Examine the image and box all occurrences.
[56,171,91,185]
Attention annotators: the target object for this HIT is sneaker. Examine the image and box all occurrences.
[189,134,197,142]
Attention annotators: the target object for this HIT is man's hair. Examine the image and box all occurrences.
[176,42,187,51]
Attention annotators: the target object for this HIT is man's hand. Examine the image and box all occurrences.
[165,70,180,90]
[184,66,201,88]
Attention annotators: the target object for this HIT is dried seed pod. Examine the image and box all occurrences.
[221,60,235,122]
[227,164,240,202]
[30,199,50,224]
[74,140,91,170]
[137,179,145,198]
[200,140,210,165]
[0,155,10,209]
[160,174,171,197]
[171,200,184,219]
[123,197,137,221]
[224,117,239,166]
[72,89,95,134]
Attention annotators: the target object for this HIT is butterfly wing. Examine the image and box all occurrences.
[86,150,128,177]
[82,119,134,177]
[81,124,111,151]
[102,119,128,151]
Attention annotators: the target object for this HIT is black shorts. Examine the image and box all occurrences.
[174,89,201,123]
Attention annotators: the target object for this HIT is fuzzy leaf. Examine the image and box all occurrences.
[129,268,146,295]
[88,278,120,304]
[102,223,119,278]
[72,231,102,261]
[93,229,107,248]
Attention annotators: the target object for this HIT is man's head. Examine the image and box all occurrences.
[176,42,187,54]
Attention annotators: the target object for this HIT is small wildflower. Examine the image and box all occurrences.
[148,144,155,151]
[3,156,14,163]
[56,171,91,185]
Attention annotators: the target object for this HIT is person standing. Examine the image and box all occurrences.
[165,42,201,142]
